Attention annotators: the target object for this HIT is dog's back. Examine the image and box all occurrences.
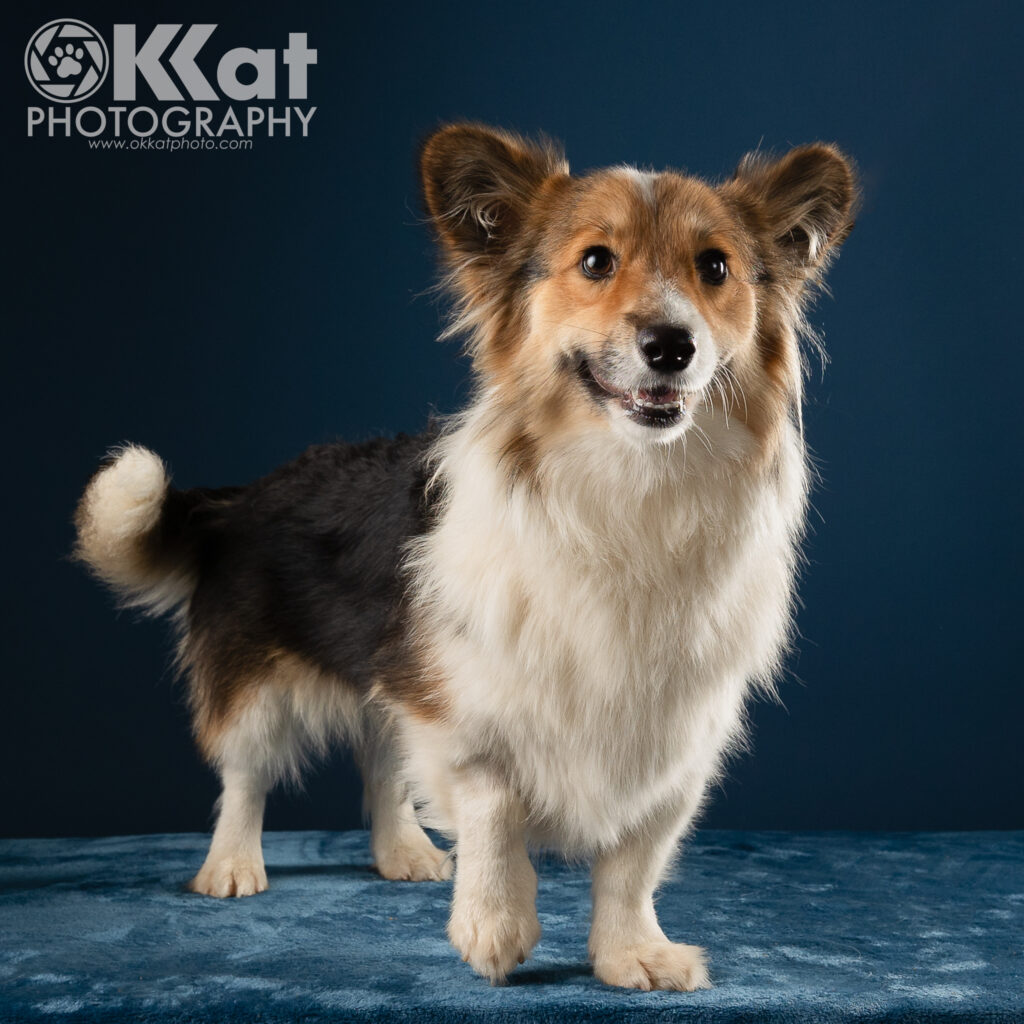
[75,432,438,741]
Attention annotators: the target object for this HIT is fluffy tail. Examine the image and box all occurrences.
[74,445,198,616]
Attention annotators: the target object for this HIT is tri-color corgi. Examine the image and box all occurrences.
[75,123,855,990]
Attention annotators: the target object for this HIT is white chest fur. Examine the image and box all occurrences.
[404,410,807,853]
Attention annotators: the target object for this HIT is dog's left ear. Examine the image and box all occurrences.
[725,144,857,275]
[420,123,568,262]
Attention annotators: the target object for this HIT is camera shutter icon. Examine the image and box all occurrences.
[25,20,110,103]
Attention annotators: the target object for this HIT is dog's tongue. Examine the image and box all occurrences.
[635,387,680,404]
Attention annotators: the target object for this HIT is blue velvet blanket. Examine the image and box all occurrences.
[1,830,1021,1022]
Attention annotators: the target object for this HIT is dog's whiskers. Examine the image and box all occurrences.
[542,320,616,342]
[720,365,749,422]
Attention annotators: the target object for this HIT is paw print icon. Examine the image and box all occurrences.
[50,44,87,80]
[25,20,109,102]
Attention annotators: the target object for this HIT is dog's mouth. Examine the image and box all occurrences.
[577,361,686,429]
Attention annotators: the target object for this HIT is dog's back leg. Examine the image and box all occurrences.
[355,707,452,882]
[188,683,303,897]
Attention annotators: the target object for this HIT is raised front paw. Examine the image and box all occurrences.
[448,898,542,984]
[188,855,268,898]
[593,940,711,991]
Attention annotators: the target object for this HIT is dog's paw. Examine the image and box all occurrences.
[188,856,268,898]
[593,941,711,991]
[374,826,453,882]
[448,899,541,984]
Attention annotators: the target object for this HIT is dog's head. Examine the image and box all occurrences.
[420,124,856,465]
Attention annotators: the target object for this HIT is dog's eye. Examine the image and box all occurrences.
[696,249,729,285]
[581,246,616,279]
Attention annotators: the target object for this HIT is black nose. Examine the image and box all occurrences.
[638,324,696,372]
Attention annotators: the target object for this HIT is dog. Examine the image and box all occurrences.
[75,123,856,990]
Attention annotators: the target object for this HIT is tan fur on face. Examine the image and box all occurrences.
[515,171,764,445]
[421,129,856,489]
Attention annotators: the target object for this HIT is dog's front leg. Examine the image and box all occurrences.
[589,801,711,991]
[447,770,540,984]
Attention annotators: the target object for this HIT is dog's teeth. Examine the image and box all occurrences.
[620,387,684,418]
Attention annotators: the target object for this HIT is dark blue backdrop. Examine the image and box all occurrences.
[5,0,1021,838]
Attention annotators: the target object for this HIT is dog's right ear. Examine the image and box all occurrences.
[419,123,568,261]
